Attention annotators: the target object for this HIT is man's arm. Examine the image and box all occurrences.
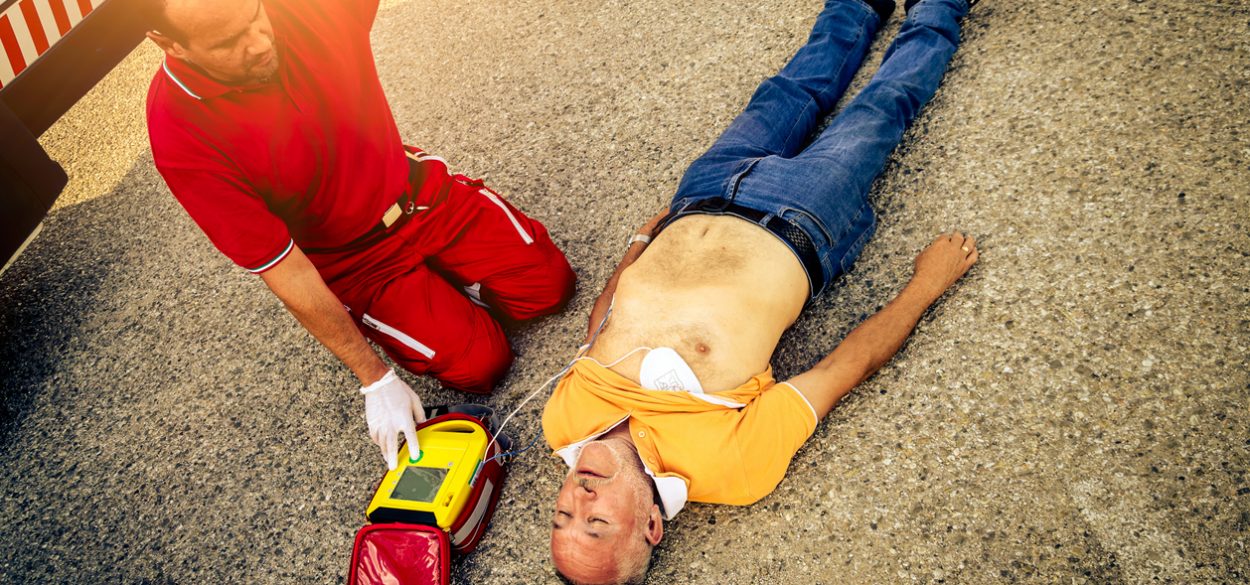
[259,245,424,469]
[584,209,669,344]
[259,245,389,385]
[786,232,980,417]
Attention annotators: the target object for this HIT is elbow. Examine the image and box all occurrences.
[825,348,876,386]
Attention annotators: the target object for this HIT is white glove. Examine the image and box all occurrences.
[361,369,427,470]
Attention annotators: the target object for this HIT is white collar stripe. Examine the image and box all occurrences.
[162,58,203,101]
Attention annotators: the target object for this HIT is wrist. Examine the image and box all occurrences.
[903,277,944,305]
[360,369,397,394]
[356,361,393,387]
[627,233,652,249]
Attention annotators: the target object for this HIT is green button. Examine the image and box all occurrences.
[408,450,423,464]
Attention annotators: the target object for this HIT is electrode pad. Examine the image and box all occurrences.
[639,347,704,393]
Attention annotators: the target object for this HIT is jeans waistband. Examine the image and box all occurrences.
[667,198,824,297]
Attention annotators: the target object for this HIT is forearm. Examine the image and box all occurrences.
[261,248,389,386]
[284,289,390,386]
[789,233,977,417]
[820,280,940,382]
[585,210,669,342]
[586,240,649,340]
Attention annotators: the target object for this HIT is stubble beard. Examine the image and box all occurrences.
[570,437,648,493]
[250,50,279,83]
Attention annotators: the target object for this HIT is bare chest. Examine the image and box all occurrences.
[587,215,808,390]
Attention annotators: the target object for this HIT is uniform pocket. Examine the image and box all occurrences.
[361,313,436,359]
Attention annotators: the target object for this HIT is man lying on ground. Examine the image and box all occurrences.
[541,0,980,582]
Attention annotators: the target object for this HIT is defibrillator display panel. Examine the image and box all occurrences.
[391,467,447,503]
[365,418,489,529]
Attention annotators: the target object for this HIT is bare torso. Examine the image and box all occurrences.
[587,215,810,391]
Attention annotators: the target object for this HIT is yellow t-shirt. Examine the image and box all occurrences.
[542,356,818,507]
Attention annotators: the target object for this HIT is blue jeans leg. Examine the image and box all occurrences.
[672,0,883,205]
[737,0,968,292]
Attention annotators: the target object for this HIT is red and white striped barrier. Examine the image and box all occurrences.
[0,0,106,88]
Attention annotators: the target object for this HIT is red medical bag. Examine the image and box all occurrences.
[347,409,508,585]
[348,523,450,585]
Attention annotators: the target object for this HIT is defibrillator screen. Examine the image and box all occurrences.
[390,467,447,503]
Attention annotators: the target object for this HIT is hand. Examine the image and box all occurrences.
[911,231,979,299]
[360,369,427,470]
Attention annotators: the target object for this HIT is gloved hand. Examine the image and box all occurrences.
[360,369,427,470]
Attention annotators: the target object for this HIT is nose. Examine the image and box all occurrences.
[574,482,597,499]
[245,26,272,56]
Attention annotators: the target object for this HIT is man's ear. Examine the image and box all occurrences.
[146,30,186,59]
[644,504,664,546]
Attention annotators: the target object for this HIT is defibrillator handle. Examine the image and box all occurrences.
[420,418,481,435]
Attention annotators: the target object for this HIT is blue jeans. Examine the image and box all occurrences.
[668,0,968,297]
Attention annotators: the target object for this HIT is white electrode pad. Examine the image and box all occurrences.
[639,347,704,393]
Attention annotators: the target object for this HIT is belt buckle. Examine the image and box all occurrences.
[381,203,403,228]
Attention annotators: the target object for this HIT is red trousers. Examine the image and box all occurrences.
[316,149,575,393]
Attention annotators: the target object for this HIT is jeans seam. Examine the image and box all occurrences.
[724,157,763,202]
[779,101,817,157]
[837,203,876,272]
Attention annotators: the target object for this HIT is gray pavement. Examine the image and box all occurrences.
[2,0,1248,583]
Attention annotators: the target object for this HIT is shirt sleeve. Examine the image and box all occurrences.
[158,164,294,274]
[329,0,380,31]
[360,0,381,29]
[734,382,819,502]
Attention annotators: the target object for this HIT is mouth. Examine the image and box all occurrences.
[253,51,275,69]
[575,467,608,479]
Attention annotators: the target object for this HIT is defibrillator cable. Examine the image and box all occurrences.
[483,430,543,466]
[483,345,649,459]
[483,301,656,466]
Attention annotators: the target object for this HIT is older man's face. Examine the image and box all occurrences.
[152,0,279,84]
[551,439,662,583]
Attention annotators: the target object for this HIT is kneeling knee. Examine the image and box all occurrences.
[432,343,514,395]
[499,255,576,321]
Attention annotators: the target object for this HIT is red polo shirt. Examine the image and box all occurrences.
[146,0,408,274]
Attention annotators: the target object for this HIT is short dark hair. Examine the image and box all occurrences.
[142,0,187,44]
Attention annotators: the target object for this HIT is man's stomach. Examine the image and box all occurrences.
[589,214,809,391]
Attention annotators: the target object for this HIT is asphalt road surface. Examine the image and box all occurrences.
[2,0,1248,583]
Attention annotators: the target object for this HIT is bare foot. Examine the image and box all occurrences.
[911,231,979,298]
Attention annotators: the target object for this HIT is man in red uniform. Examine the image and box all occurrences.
[142,0,575,469]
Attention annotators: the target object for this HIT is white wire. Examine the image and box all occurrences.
[485,346,652,458]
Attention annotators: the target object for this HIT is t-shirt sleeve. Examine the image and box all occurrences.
[734,382,818,502]
[158,164,294,273]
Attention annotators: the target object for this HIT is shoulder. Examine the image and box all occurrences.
[145,67,231,173]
